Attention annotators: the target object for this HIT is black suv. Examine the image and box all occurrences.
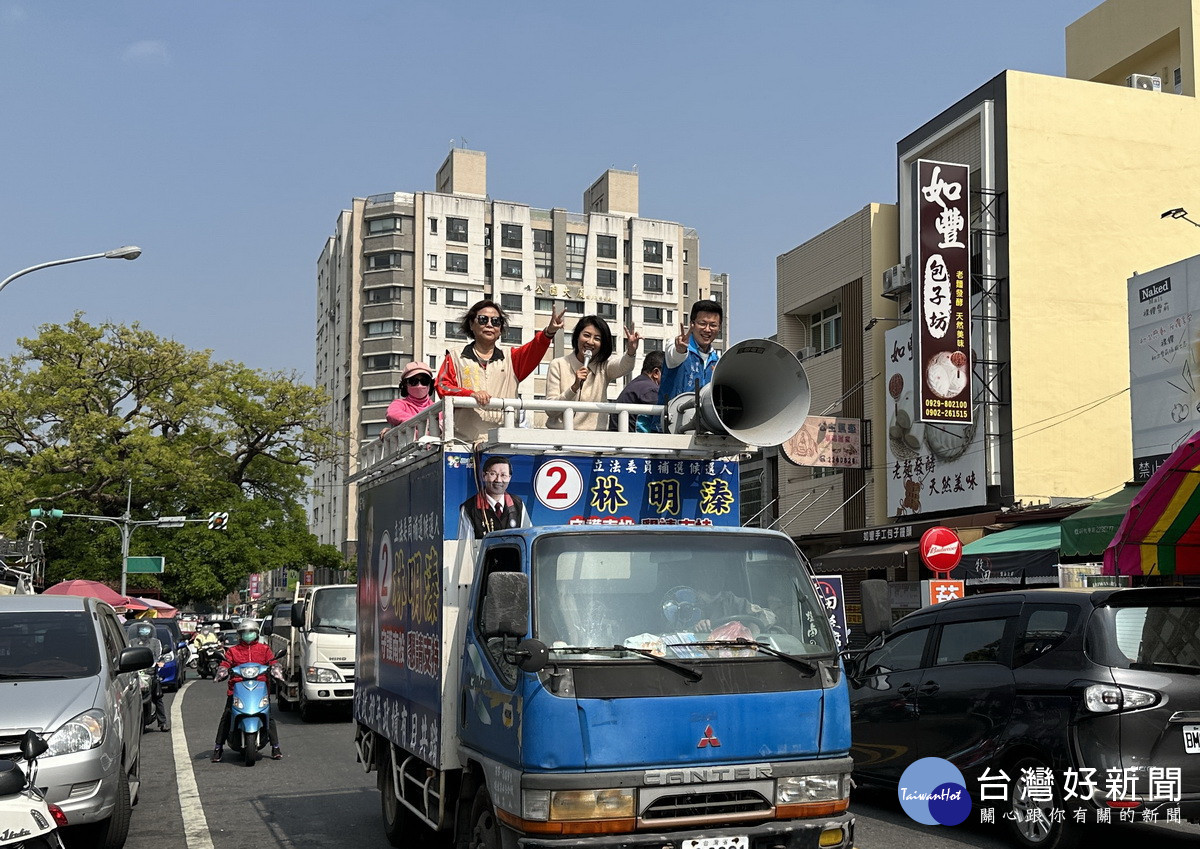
[849,586,1200,848]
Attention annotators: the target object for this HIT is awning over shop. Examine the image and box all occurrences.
[1105,430,1200,576]
[949,522,1061,585]
[1060,484,1141,558]
[810,540,915,572]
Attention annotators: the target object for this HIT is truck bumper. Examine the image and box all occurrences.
[300,680,354,702]
[511,812,854,849]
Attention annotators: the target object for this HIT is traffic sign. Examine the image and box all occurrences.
[919,526,963,575]
[157,516,187,528]
[126,556,165,574]
[207,511,229,531]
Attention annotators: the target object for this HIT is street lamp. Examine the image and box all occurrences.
[1161,208,1200,228]
[0,246,142,297]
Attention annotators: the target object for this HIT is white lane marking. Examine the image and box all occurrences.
[169,681,215,849]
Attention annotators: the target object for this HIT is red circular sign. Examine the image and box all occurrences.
[920,526,963,575]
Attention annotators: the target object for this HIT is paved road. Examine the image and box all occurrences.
[104,679,1199,849]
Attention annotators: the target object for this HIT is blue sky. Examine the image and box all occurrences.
[0,0,1099,379]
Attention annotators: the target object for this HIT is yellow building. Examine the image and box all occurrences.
[773,0,1200,582]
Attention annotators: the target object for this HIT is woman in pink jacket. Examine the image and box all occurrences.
[385,361,438,426]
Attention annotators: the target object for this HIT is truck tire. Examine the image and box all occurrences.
[467,787,500,849]
[380,749,439,848]
[299,692,315,723]
[277,687,292,712]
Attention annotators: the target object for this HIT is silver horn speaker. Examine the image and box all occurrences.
[664,338,811,447]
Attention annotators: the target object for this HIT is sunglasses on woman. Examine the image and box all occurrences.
[474,315,505,327]
[405,375,433,386]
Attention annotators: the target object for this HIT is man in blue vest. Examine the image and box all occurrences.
[658,299,723,410]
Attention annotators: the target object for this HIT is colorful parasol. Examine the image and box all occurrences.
[1104,429,1200,575]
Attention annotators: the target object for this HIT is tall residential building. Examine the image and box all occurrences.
[767,0,1200,607]
[312,149,730,556]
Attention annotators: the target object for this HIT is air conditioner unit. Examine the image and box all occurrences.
[797,346,817,361]
[881,263,908,294]
[1127,73,1162,92]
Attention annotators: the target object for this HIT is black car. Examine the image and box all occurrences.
[849,586,1200,848]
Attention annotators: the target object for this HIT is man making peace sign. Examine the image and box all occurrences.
[657,299,724,412]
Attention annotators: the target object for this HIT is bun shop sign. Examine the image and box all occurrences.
[920,526,965,605]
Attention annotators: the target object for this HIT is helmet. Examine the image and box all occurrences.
[135,622,154,640]
[238,619,259,644]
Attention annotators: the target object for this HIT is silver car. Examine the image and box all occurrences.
[0,594,153,849]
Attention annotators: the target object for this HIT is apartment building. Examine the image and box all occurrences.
[312,149,729,556]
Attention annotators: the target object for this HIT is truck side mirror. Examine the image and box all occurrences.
[860,579,892,638]
[291,602,306,629]
[481,572,529,639]
[261,619,274,636]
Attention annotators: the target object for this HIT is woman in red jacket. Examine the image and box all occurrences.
[212,620,284,762]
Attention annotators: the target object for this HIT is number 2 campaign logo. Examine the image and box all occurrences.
[898,757,971,826]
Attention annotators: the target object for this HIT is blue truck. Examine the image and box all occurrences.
[352,348,852,848]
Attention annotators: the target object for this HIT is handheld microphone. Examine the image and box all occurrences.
[583,351,592,369]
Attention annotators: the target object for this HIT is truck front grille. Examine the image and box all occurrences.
[642,789,771,822]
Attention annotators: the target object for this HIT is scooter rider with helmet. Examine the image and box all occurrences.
[212,618,284,762]
[129,620,170,732]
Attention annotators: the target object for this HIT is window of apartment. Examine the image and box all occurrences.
[565,233,587,281]
[446,253,468,274]
[643,240,663,263]
[1175,67,1183,94]
[811,305,842,353]
[365,354,404,371]
[643,307,664,324]
[501,224,523,249]
[597,302,616,320]
[684,281,689,297]
[666,310,673,324]
[366,286,403,304]
[428,321,438,337]
[536,256,553,279]
[683,249,689,263]
[643,338,663,352]
[367,216,406,235]
[502,325,523,345]
[364,388,394,404]
[447,217,468,242]
[428,287,438,303]
[643,273,663,293]
[501,258,523,279]
[500,293,523,312]
[533,228,553,253]
[666,244,673,261]
[596,234,617,259]
[365,320,405,338]
[366,251,405,271]
[563,299,584,314]
[446,288,469,306]
[428,254,438,270]
[666,278,674,294]
[534,297,555,312]
[812,465,841,479]
[445,321,469,340]
[596,268,617,289]
[428,355,438,369]
[429,218,438,234]
[365,422,387,438]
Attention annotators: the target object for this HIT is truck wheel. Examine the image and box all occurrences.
[468,787,500,849]
[380,750,436,848]
[299,692,315,723]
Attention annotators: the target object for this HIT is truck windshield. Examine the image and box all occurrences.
[311,586,357,633]
[532,532,835,660]
[0,611,100,679]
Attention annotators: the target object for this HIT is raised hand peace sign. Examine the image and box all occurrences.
[624,324,641,356]
[545,304,567,338]
[674,321,690,353]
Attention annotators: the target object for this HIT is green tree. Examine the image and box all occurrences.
[0,314,346,602]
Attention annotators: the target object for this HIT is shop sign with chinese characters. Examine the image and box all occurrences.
[913,159,972,425]
[782,416,863,469]
[885,322,986,517]
[925,579,964,606]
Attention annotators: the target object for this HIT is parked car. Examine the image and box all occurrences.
[0,594,154,849]
[125,621,184,691]
[849,585,1200,848]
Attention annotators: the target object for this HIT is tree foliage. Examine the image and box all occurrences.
[0,314,345,602]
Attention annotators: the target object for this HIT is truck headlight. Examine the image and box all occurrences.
[46,710,105,757]
[306,667,343,683]
[776,774,849,804]
[548,789,635,821]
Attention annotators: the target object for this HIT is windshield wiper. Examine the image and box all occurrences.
[314,624,356,634]
[1134,660,1200,674]
[675,639,818,676]
[0,671,76,680]
[550,645,702,682]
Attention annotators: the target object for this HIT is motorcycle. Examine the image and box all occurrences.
[136,667,155,728]
[0,730,67,848]
[194,644,224,679]
[224,662,275,767]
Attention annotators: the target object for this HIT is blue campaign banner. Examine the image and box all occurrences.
[445,452,740,539]
[355,457,443,763]
[812,574,849,652]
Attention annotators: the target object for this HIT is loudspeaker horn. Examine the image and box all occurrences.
[664,338,811,447]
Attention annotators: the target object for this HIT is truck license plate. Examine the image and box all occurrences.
[1185,725,1200,754]
[683,838,748,849]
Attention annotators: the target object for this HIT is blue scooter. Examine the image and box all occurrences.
[226,661,273,766]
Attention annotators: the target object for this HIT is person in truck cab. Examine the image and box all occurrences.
[212,619,284,762]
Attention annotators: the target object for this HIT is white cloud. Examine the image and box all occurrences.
[122,40,169,65]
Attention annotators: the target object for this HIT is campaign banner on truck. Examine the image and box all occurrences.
[444,452,741,540]
[355,459,443,766]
